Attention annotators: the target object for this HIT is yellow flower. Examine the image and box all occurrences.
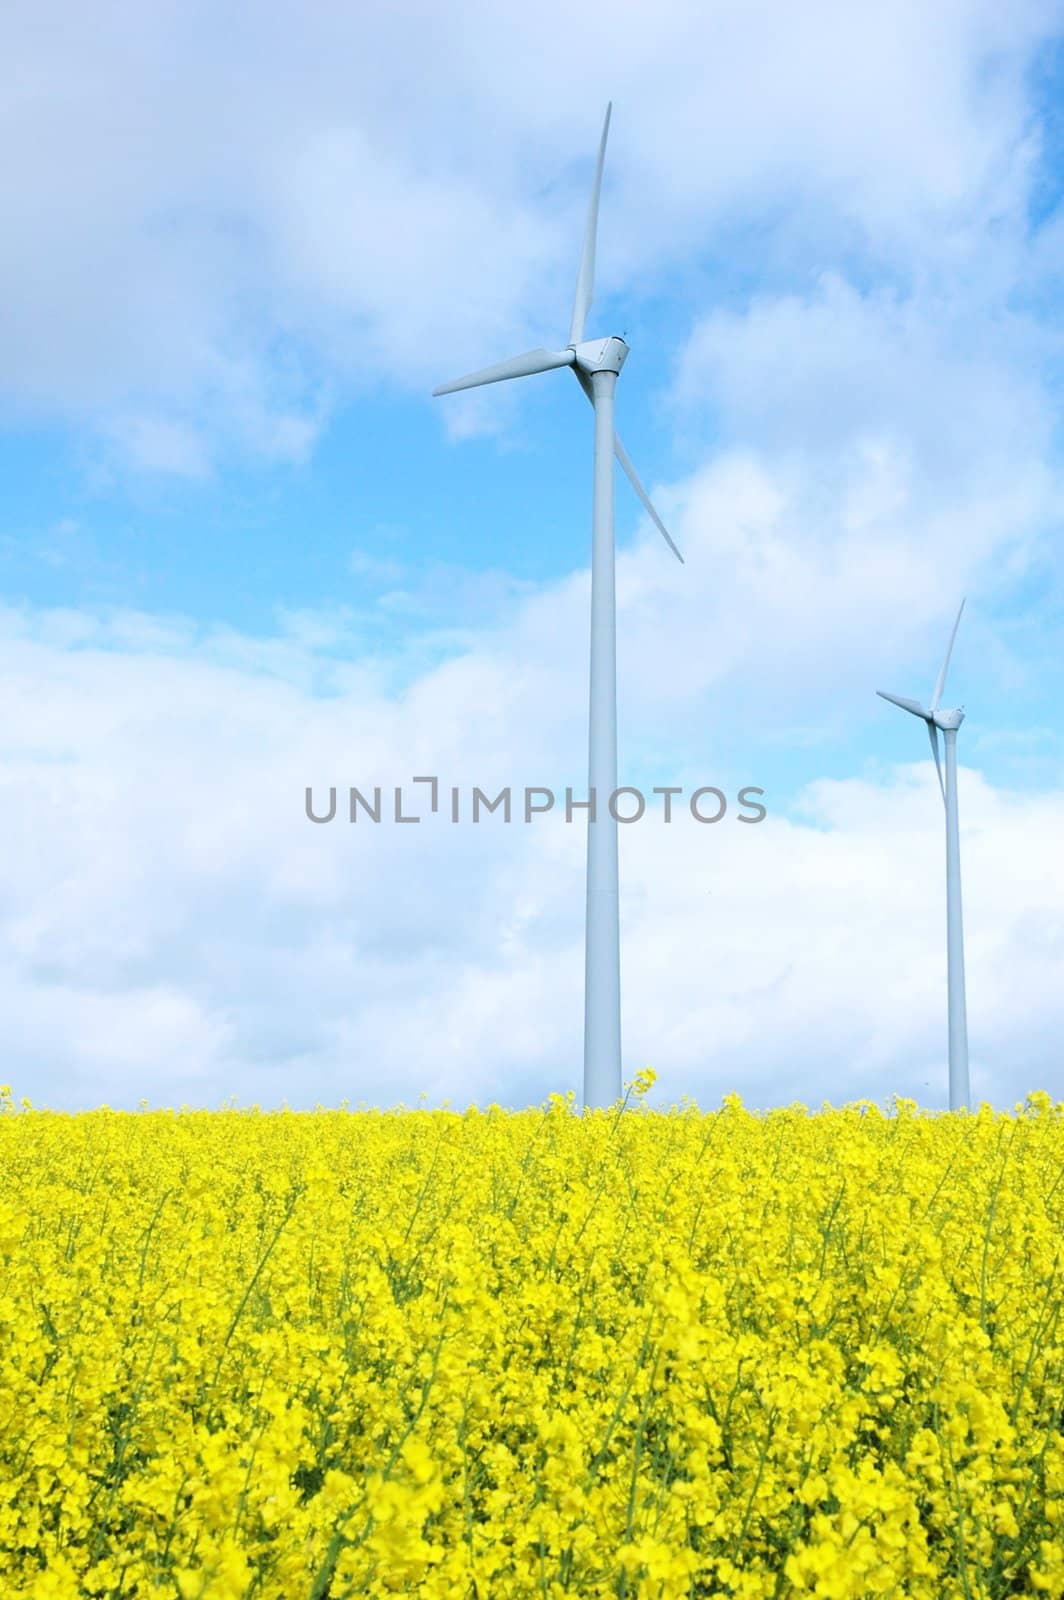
[0,1089,1061,1596]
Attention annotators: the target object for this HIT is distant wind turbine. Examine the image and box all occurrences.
[877,599,970,1111]
[432,104,683,1111]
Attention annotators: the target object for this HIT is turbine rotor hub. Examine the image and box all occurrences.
[571,335,629,375]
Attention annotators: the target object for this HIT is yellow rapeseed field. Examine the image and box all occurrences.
[1,1074,1063,1599]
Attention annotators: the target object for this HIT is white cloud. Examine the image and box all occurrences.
[1,0,1059,467]
[1,594,1060,1114]
[100,415,211,478]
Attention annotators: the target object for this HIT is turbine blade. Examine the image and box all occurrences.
[876,690,930,720]
[571,365,683,562]
[930,597,966,712]
[568,103,612,347]
[928,721,946,805]
[614,436,684,563]
[432,347,575,397]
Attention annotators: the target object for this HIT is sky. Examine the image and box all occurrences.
[1,0,1063,1115]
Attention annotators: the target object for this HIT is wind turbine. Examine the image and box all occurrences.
[877,599,970,1112]
[432,103,683,1112]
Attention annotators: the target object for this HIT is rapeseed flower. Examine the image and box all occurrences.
[1,1086,1062,1594]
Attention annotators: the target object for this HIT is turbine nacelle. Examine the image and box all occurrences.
[934,707,964,731]
[571,335,629,376]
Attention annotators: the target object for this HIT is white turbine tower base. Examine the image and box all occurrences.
[877,599,971,1111]
[432,106,684,1112]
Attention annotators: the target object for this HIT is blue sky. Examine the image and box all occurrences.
[2,0,1063,1114]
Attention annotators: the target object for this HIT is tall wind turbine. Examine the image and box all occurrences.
[432,104,683,1112]
[877,600,970,1111]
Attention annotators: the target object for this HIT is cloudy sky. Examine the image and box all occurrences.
[2,0,1062,1114]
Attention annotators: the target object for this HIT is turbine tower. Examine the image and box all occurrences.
[431,104,683,1111]
[877,600,970,1111]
